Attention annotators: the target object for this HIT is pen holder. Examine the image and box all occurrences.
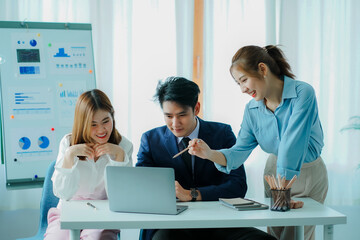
[270,189,291,212]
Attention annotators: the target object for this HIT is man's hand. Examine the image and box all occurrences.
[175,181,192,202]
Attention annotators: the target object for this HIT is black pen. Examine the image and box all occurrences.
[86,202,97,210]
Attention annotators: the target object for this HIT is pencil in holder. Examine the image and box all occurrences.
[270,188,291,212]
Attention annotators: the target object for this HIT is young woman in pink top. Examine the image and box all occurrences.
[44,89,133,240]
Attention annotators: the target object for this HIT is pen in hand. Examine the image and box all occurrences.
[172,139,201,158]
[86,202,97,210]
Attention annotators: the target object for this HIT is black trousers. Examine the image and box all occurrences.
[152,227,277,240]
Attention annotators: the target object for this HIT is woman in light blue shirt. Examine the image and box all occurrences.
[189,45,328,240]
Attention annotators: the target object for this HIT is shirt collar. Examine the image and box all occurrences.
[177,117,200,144]
[248,76,297,109]
[282,76,297,100]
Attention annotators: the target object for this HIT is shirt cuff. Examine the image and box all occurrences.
[216,149,235,174]
[55,157,79,173]
[214,162,231,174]
[277,167,300,180]
[108,154,130,166]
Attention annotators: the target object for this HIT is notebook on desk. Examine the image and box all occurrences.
[106,166,188,215]
[219,197,269,211]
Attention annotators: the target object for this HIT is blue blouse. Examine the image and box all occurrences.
[217,76,324,180]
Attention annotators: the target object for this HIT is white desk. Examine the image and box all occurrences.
[60,198,346,240]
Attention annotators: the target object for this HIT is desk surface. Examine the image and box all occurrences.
[60,198,346,230]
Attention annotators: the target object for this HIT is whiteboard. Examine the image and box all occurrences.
[0,21,96,189]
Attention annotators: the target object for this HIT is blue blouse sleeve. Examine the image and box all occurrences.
[216,104,258,174]
[277,83,318,180]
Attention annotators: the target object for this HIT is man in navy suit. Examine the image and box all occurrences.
[136,77,276,240]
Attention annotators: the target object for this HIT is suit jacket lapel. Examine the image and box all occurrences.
[164,127,180,159]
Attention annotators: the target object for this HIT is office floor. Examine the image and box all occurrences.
[1,205,358,240]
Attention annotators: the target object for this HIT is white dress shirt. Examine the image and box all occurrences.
[52,133,133,208]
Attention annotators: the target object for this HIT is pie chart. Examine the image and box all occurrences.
[30,39,37,47]
[19,137,31,150]
[38,136,50,149]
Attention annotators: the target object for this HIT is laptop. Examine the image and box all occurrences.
[106,166,188,215]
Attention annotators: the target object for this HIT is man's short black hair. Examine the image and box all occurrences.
[154,76,200,110]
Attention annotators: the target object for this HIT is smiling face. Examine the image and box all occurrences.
[231,64,268,101]
[90,109,114,144]
[162,101,199,138]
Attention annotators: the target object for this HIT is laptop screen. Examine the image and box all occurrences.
[106,166,187,215]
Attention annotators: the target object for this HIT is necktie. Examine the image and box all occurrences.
[180,137,192,172]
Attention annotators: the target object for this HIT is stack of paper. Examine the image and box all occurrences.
[219,198,269,211]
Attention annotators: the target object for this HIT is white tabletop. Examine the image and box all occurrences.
[60,198,346,230]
